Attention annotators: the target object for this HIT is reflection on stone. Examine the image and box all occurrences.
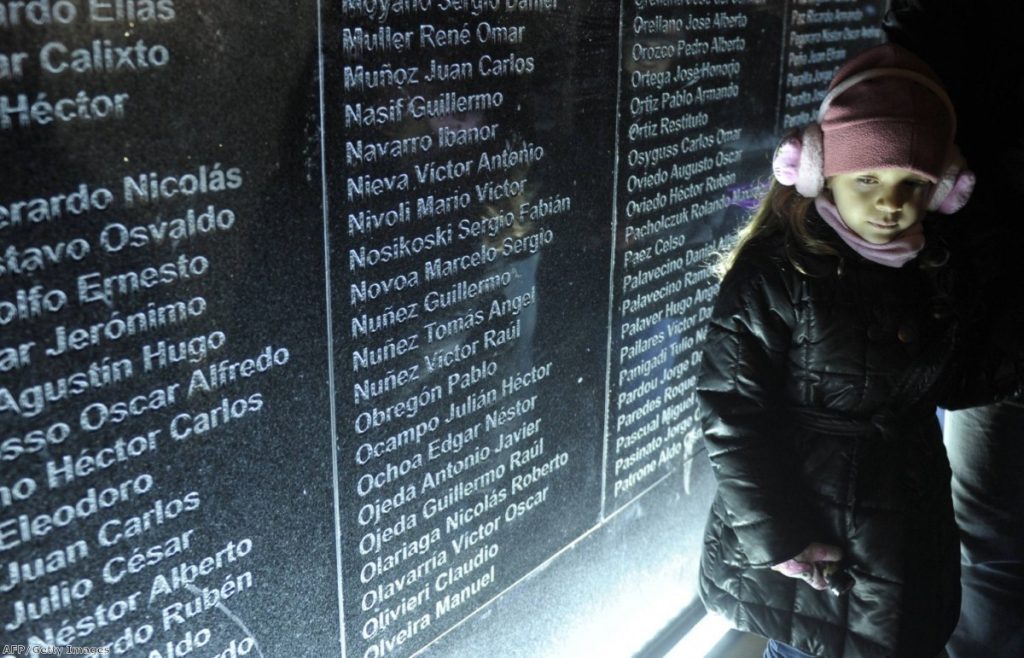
[1,0,886,655]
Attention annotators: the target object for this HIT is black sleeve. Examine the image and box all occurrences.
[696,256,815,567]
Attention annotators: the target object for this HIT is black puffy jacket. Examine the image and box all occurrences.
[695,218,987,658]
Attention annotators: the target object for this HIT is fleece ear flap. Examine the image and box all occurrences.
[772,136,802,186]
[928,146,976,214]
[772,123,825,198]
[795,123,825,198]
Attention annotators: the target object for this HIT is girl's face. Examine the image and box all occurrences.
[827,168,933,244]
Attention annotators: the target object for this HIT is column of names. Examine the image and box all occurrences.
[1,5,284,656]
[337,2,580,656]
[608,0,769,510]
[781,0,883,129]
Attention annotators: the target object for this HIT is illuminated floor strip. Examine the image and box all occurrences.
[665,614,732,658]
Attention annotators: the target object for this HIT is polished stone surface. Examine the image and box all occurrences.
[0,1,882,656]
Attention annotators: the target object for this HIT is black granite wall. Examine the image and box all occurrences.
[1,1,882,656]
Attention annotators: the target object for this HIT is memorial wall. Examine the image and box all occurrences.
[1,1,882,656]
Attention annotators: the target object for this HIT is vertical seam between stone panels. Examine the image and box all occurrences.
[317,0,348,654]
[775,0,793,133]
[602,0,629,521]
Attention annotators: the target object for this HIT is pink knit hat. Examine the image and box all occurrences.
[820,44,955,182]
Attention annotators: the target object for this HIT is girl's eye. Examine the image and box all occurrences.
[856,177,877,185]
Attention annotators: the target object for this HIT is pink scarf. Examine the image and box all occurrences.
[814,196,925,268]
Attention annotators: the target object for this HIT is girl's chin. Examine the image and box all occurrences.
[861,225,905,243]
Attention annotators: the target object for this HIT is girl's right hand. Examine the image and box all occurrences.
[771,542,843,590]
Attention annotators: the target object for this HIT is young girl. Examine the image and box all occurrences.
[695,44,1008,658]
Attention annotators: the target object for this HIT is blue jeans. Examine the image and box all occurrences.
[763,640,816,658]
[944,403,1024,658]
[763,639,949,658]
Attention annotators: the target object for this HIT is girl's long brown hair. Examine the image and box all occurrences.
[715,180,840,279]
